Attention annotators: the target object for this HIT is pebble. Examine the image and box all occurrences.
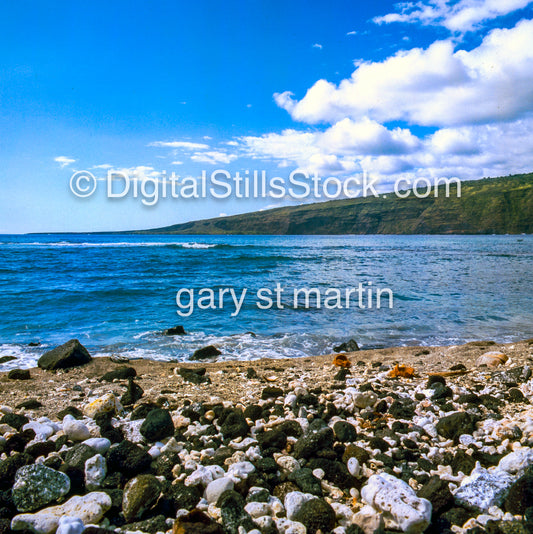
[84,454,106,491]
[62,415,91,441]
[122,474,162,522]
[83,393,123,419]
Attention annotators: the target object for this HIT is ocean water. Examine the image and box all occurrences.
[0,234,532,369]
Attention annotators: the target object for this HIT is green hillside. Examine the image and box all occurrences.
[136,173,533,235]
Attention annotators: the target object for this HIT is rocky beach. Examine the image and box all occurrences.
[0,338,532,534]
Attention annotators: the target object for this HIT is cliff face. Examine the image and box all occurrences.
[137,173,533,235]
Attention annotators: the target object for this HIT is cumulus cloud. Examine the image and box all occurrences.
[274,19,533,128]
[148,141,210,150]
[54,156,76,168]
[373,0,533,33]
[190,151,238,165]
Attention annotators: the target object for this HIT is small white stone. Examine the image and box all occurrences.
[62,415,91,442]
[497,447,533,476]
[276,455,301,473]
[227,461,255,482]
[185,465,225,487]
[22,422,54,442]
[347,457,361,477]
[284,491,315,521]
[56,516,85,534]
[312,468,325,480]
[85,454,106,491]
[82,438,111,455]
[244,501,272,518]
[205,477,234,504]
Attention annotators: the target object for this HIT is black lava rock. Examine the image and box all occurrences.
[504,467,533,515]
[333,421,357,442]
[292,498,336,534]
[217,490,256,534]
[418,475,454,515]
[107,440,152,477]
[15,399,42,410]
[178,367,210,385]
[220,410,249,440]
[507,388,528,403]
[37,339,92,370]
[333,339,360,352]
[57,406,83,420]
[121,377,144,406]
[389,399,416,419]
[191,345,221,360]
[294,427,334,459]
[0,413,29,431]
[288,468,323,496]
[7,369,31,380]
[436,412,477,442]
[0,452,33,490]
[101,367,137,382]
[261,386,284,400]
[140,409,175,442]
[243,404,262,421]
[257,429,287,452]
[162,325,186,336]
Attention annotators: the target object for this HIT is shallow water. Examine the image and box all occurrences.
[0,234,531,369]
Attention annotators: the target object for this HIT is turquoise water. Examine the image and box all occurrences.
[0,234,531,368]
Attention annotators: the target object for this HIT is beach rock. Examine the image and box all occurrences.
[37,339,92,371]
[218,490,256,534]
[205,476,234,504]
[101,366,136,382]
[106,440,152,477]
[353,504,385,534]
[284,491,315,520]
[82,437,111,455]
[436,412,477,442]
[16,399,42,410]
[288,468,323,496]
[23,420,54,441]
[56,516,85,534]
[292,498,336,534]
[220,409,249,440]
[498,447,533,475]
[389,399,416,419]
[453,463,515,513]
[504,466,533,514]
[121,376,144,405]
[11,492,111,533]
[163,325,186,336]
[172,510,223,534]
[178,367,210,384]
[12,464,70,512]
[83,393,123,419]
[63,414,91,441]
[140,408,174,441]
[57,406,83,420]
[361,472,432,533]
[294,427,334,459]
[0,453,33,490]
[85,454,106,491]
[191,345,221,360]
[333,339,360,352]
[0,355,16,364]
[333,420,358,442]
[122,474,161,522]
[417,476,453,515]
[0,412,29,431]
[261,386,284,400]
[7,369,31,380]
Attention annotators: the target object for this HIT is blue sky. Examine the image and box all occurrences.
[1,0,533,233]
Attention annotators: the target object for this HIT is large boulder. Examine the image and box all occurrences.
[38,339,92,370]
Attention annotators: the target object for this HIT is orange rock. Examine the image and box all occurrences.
[333,353,351,368]
[388,364,415,378]
[476,351,508,367]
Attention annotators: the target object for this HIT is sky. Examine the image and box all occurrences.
[1,0,533,233]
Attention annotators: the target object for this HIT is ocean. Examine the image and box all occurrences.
[0,234,531,370]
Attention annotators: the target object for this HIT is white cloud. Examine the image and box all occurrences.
[312,43,323,49]
[148,141,210,150]
[275,19,533,128]
[54,156,76,168]
[171,161,183,165]
[373,0,533,33]
[190,151,238,165]
[346,30,358,35]
[92,163,113,169]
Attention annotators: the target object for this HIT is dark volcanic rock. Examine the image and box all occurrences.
[0,356,16,364]
[333,339,360,352]
[173,510,223,534]
[418,475,453,515]
[191,345,221,360]
[7,369,31,380]
[107,440,152,477]
[218,490,256,534]
[0,453,33,490]
[37,339,92,370]
[220,410,249,440]
[178,367,210,384]
[102,366,136,382]
[140,409,174,442]
[389,398,416,419]
[15,399,42,410]
[0,413,28,431]
[288,467,323,496]
[333,421,357,443]
[436,412,477,442]
[261,386,284,400]
[294,427,334,459]
[504,466,533,515]
[162,325,186,336]
[257,429,287,452]
[121,377,144,406]
[292,498,336,534]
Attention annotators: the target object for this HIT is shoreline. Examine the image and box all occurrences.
[1,338,531,418]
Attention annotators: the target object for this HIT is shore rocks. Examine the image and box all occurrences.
[7,369,31,380]
[191,345,221,360]
[361,473,432,533]
[37,339,92,371]
[140,408,174,441]
[122,474,161,522]
[436,411,477,442]
[162,325,186,336]
[12,464,70,512]
[333,339,360,352]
